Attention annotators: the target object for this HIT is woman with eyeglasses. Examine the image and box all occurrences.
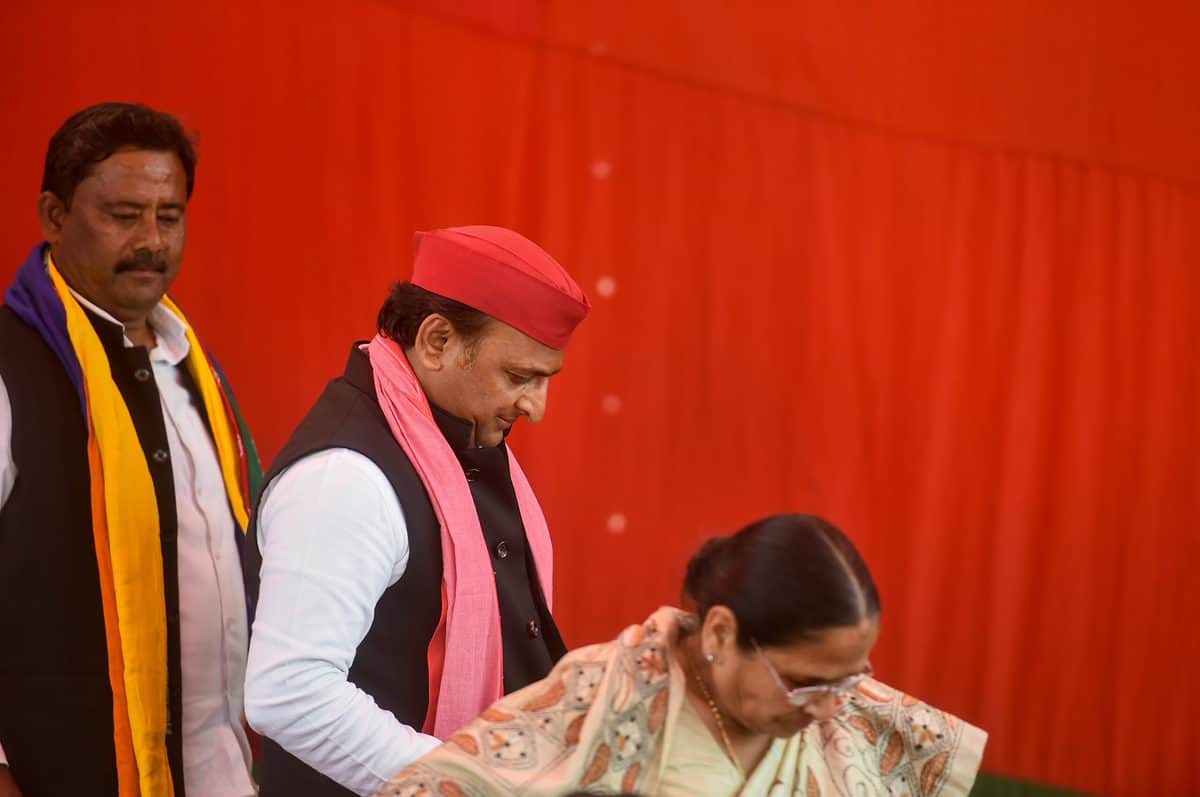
[377,514,986,796]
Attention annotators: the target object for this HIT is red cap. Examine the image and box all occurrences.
[411,226,590,350]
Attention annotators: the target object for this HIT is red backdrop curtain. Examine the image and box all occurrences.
[1,3,1196,795]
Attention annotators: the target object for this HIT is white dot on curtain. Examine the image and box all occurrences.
[601,394,622,415]
[595,276,617,297]
[591,159,612,180]
[606,512,628,534]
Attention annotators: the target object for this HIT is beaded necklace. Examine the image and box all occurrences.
[690,654,747,781]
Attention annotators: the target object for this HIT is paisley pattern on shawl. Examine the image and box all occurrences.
[377,607,986,797]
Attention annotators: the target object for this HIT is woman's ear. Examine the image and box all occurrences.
[701,605,741,662]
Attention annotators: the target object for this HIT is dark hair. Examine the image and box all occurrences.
[42,102,198,208]
[683,514,880,649]
[376,281,492,349]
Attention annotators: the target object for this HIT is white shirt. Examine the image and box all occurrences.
[0,292,256,796]
[244,449,441,797]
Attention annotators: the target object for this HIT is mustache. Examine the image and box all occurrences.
[114,250,169,274]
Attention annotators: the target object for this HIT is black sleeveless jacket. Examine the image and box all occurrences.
[0,304,197,796]
[244,346,565,796]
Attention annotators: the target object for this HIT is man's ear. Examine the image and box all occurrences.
[37,191,68,244]
[410,313,455,371]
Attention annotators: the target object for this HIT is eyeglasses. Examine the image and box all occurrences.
[752,640,873,707]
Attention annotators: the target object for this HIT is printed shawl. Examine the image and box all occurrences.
[378,607,987,796]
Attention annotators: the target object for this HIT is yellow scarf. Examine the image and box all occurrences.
[48,256,251,795]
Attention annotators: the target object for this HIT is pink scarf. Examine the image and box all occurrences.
[367,334,555,738]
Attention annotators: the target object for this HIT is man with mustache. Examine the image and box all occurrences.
[243,227,589,796]
[0,103,259,796]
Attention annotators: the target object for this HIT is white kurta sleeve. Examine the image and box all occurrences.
[0,371,15,510]
[1,374,12,765]
[244,447,441,796]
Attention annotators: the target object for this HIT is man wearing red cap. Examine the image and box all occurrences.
[242,226,590,796]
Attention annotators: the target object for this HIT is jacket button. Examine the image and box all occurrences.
[464,467,480,483]
[495,541,509,559]
[134,368,152,382]
[152,448,169,464]
[527,619,541,639]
